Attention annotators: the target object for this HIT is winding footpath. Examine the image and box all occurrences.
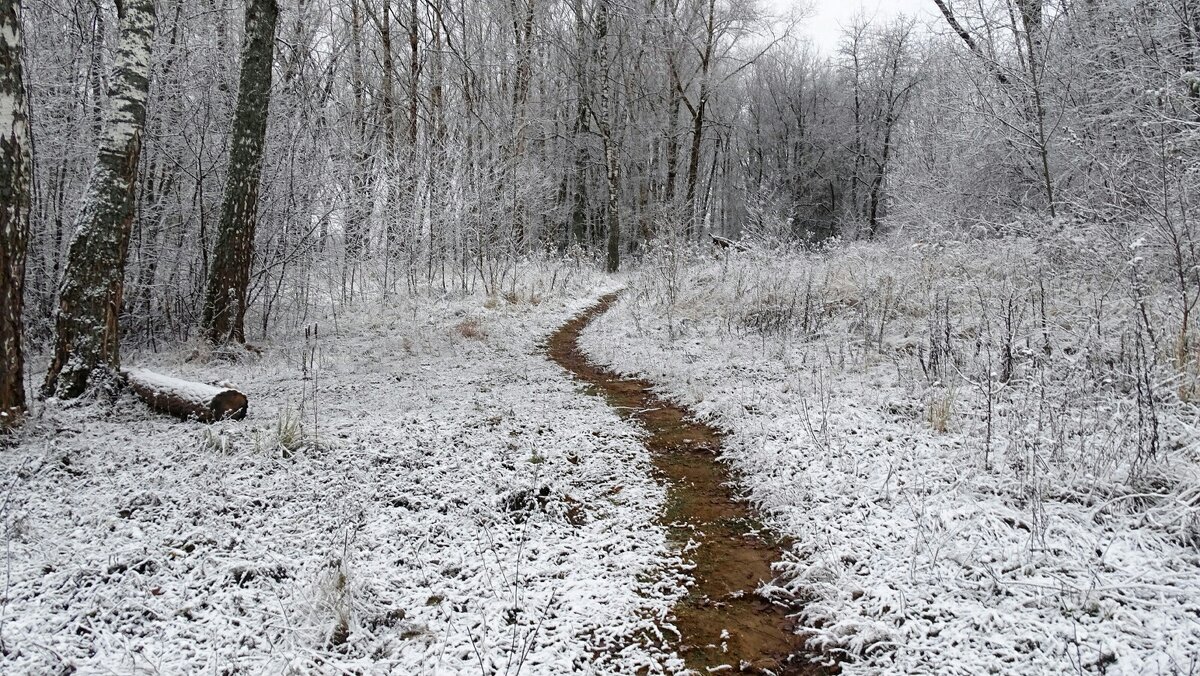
[547,293,836,674]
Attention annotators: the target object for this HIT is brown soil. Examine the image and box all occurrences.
[547,293,837,675]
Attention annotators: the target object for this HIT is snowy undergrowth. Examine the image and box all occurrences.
[580,237,1200,674]
[0,261,685,674]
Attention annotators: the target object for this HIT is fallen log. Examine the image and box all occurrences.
[124,368,248,422]
[711,234,749,252]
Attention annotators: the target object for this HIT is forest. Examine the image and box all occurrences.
[1,0,1198,673]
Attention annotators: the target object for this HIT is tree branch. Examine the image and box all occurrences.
[932,0,1010,86]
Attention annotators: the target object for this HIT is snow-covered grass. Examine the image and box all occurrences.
[0,262,684,674]
[580,236,1200,674]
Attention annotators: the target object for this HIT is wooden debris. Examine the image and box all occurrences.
[124,368,248,422]
[711,234,749,252]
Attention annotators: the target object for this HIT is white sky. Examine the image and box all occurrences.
[767,0,939,53]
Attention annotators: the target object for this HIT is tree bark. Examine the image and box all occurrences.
[0,0,32,427]
[203,0,279,344]
[43,0,156,400]
[125,368,248,422]
[428,0,446,146]
[1017,0,1055,217]
[684,0,715,240]
[409,0,420,147]
[664,67,681,202]
[376,0,397,153]
[568,0,589,247]
[1183,0,1200,120]
[344,0,370,261]
[371,0,399,270]
[596,0,620,272]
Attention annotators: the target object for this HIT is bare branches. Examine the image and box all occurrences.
[932,0,1010,86]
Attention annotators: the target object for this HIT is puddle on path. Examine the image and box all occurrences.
[547,293,837,674]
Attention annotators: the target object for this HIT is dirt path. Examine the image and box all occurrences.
[547,294,836,674]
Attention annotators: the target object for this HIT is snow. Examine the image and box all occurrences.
[579,238,1200,674]
[10,237,1198,673]
[124,367,236,403]
[0,265,686,674]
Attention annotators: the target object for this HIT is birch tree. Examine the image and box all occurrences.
[43,0,156,399]
[0,0,32,427]
[203,0,279,344]
[594,0,621,272]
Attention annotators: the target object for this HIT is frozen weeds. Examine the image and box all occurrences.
[7,238,1199,675]
[580,239,1200,675]
[1,265,684,674]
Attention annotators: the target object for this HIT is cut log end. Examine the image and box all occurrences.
[124,368,249,423]
[211,390,249,421]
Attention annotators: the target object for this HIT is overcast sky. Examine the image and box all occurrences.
[767,0,938,53]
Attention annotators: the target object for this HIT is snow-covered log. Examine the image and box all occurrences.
[124,369,248,423]
[711,234,748,252]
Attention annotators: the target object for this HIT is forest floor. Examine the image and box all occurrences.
[580,239,1200,675]
[547,294,835,675]
[4,238,1200,675]
[0,264,692,675]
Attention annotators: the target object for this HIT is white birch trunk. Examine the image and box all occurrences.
[43,0,157,399]
[0,0,32,426]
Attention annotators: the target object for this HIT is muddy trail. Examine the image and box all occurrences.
[547,294,836,675]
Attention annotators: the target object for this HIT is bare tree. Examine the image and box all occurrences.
[43,0,156,399]
[203,0,279,344]
[862,20,920,236]
[931,0,1058,216]
[0,0,32,426]
[595,0,621,272]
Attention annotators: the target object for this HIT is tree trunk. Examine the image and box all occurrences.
[378,0,397,153]
[366,0,399,270]
[344,0,370,262]
[203,0,279,344]
[0,0,32,427]
[125,368,248,422]
[1018,0,1055,217]
[867,115,894,237]
[604,138,621,272]
[409,0,420,147]
[569,0,589,247]
[429,0,446,146]
[509,0,537,250]
[684,0,715,239]
[1182,0,1200,120]
[596,0,620,272]
[43,0,156,400]
[664,72,681,202]
[570,99,590,247]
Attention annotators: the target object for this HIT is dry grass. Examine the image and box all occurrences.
[456,317,487,340]
[926,386,955,433]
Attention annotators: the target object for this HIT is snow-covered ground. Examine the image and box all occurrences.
[0,263,685,674]
[7,239,1199,675]
[580,238,1200,675]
